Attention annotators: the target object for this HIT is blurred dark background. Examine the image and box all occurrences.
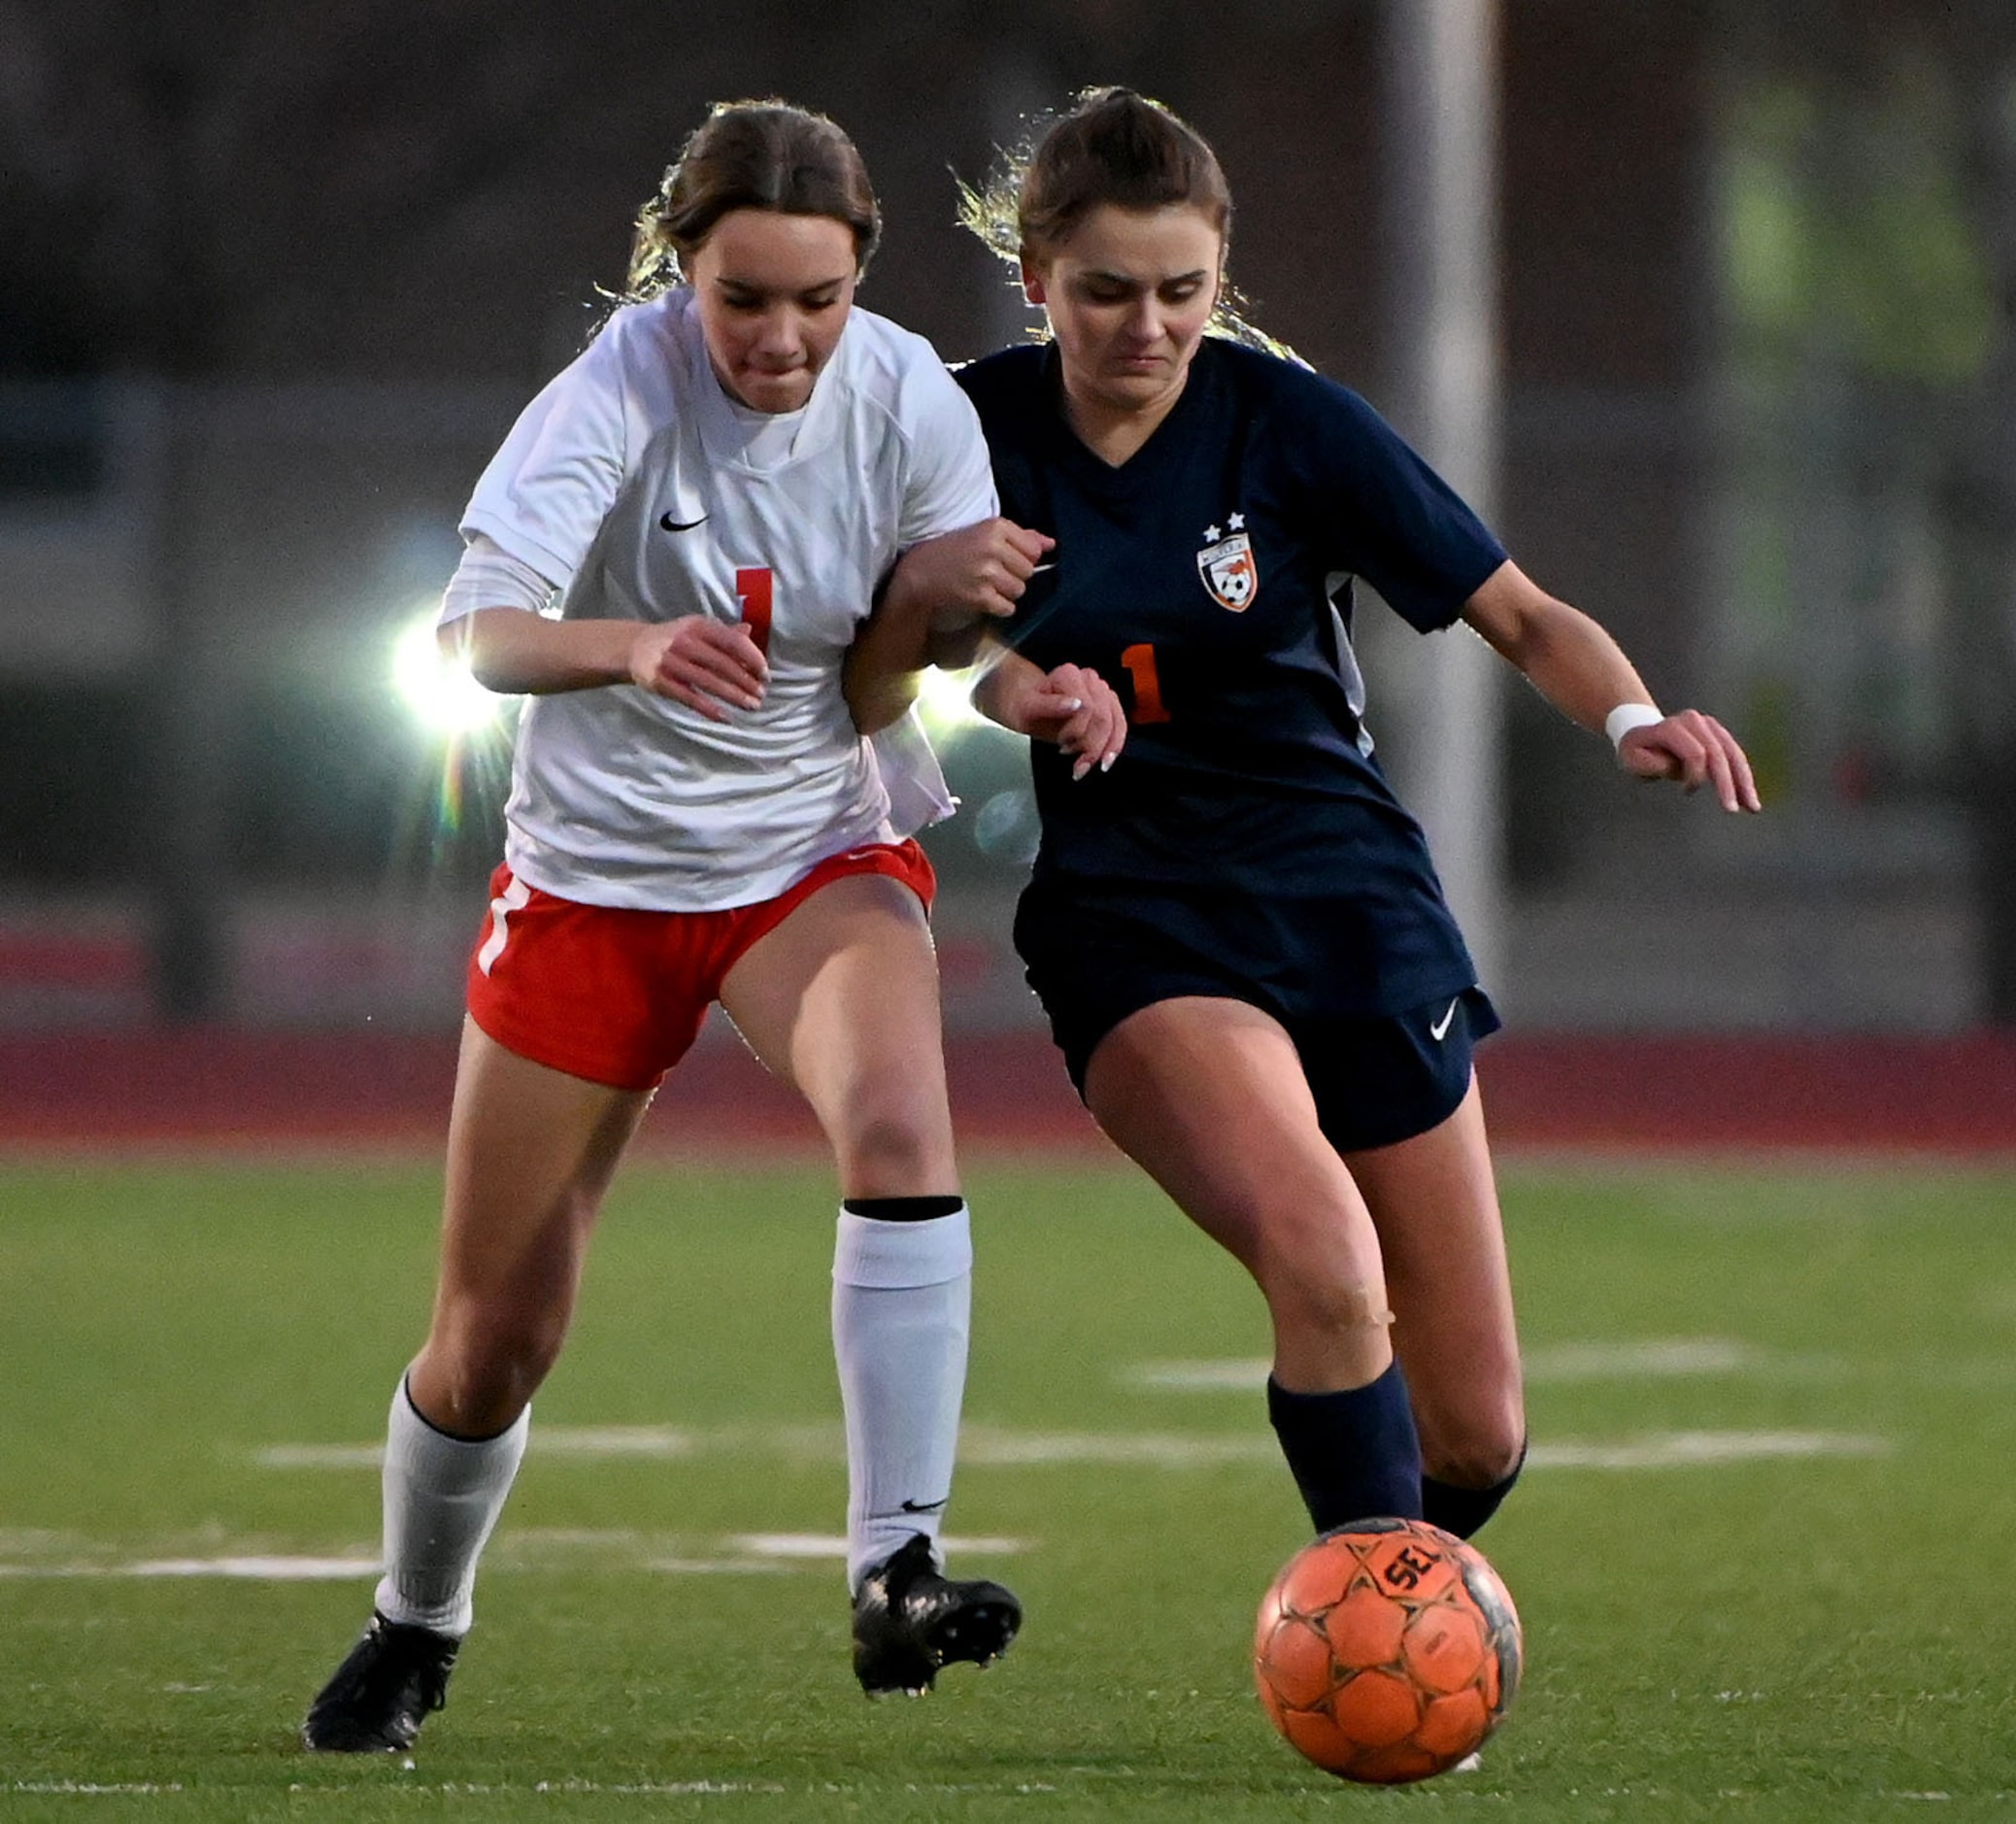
[3,0,2013,1036]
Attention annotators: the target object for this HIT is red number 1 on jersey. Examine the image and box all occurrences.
[1120,642,1170,724]
[735,567,773,658]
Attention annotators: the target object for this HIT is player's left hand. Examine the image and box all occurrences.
[1619,710,1762,813]
[1012,661,1126,780]
[892,517,1055,630]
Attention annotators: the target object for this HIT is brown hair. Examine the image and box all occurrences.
[1015,87,1230,260]
[624,100,880,301]
[958,86,1298,361]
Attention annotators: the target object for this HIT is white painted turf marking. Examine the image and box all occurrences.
[0,1555,379,1580]
[252,1415,1890,1478]
[1124,1337,1831,1391]
[6,1419,1887,1588]
[0,1534,1030,1583]
[1529,1431,1888,1469]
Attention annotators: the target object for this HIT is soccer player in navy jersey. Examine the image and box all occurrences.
[857,87,1759,1552]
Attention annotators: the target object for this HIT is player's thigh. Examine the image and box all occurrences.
[1341,1078,1524,1469]
[1082,996,1383,1288]
[718,873,956,1188]
[435,1015,653,1315]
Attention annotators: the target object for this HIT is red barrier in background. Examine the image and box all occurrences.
[1,1028,2012,1158]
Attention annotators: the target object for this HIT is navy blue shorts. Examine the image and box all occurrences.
[1014,881,1500,1153]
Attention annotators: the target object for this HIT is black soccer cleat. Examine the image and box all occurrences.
[301,1611,460,1752]
[851,1533,1022,1697]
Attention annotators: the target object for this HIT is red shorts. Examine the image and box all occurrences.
[465,840,937,1092]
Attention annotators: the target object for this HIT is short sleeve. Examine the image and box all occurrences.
[895,356,999,548]
[1288,375,1507,634]
[459,322,631,588]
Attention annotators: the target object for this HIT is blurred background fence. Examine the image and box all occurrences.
[3,0,2014,1043]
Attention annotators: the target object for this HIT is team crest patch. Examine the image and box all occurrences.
[1196,516,1258,611]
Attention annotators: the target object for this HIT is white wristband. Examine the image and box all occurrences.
[1604,702,1663,751]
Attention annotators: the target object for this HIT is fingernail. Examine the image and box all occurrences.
[1100,754,1115,772]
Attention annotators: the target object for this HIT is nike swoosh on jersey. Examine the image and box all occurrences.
[658,511,708,531]
[1429,997,1461,1041]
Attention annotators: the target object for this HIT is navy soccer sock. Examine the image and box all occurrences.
[1265,1360,1424,1533]
[1421,1438,1527,1539]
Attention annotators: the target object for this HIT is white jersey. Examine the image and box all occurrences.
[447,289,996,911]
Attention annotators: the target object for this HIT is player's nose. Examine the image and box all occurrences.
[753,308,806,360]
[1125,298,1159,337]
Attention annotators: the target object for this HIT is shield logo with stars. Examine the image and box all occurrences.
[1196,518,1258,612]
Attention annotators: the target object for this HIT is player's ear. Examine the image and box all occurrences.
[1020,257,1048,307]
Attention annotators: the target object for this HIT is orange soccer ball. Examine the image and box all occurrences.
[1253,1516,1522,1785]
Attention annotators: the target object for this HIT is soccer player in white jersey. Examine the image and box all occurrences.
[301,101,1125,1754]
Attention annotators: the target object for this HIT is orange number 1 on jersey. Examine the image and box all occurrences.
[735,567,773,658]
[1120,642,1170,724]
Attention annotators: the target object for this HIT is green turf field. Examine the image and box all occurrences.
[3,1157,2014,1820]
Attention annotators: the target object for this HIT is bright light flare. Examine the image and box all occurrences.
[913,664,991,743]
[392,610,503,736]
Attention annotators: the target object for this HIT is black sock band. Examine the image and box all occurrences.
[841,1195,966,1222]
[1266,1360,1424,1533]
[400,1373,520,1445]
[1420,1438,1527,1539]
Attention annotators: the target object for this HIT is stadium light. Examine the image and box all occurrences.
[392,606,505,736]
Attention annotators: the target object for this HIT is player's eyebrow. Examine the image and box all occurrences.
[714,275,851,299]
[1082,267,1211,288]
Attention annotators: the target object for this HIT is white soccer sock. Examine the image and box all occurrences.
[830,1204,973,1593]
[372,1375,528,1638]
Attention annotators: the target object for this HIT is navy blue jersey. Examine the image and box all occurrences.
[957,336,1508,1014]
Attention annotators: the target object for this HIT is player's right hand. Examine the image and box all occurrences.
[630,617,768,721]
[1618,708,1762,813]
[895,518,1055,630]
[1007,661,1127,781]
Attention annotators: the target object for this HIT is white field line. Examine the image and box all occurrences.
[280,1780,790,1797]
[957,1427,1276,1467]
[0,1534,1029,1583]
[252,1416,1890,1479]
[1529,1430,1889,1469]
[0,1430,1883,1582]
[1124,1337,1843,1392]
[0,1555,379,1580]
[253,1424,1281,1470]
[726,1532,1025,1560]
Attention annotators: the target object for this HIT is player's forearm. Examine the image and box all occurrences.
[1461,565,1656,735]
[969,644,1049,735]
[842,588,935,735]
[443,607,639,695]
[1502,605,1655,734]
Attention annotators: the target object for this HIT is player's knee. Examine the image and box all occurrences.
[1251,1212,1389,1338]
[427,1303,566,1429]
[1421,1398,1527,1490]
[831,1101,955,1196]
[1268,1267,1394,1351]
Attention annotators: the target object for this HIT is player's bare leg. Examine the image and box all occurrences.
[1346,1076,1528,1536]
[303,1021,649,1751]
[722,874,1019,1694]
[411,1020,651,1435]
[1083,996,1422,1528]
[722,874,958,1199]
